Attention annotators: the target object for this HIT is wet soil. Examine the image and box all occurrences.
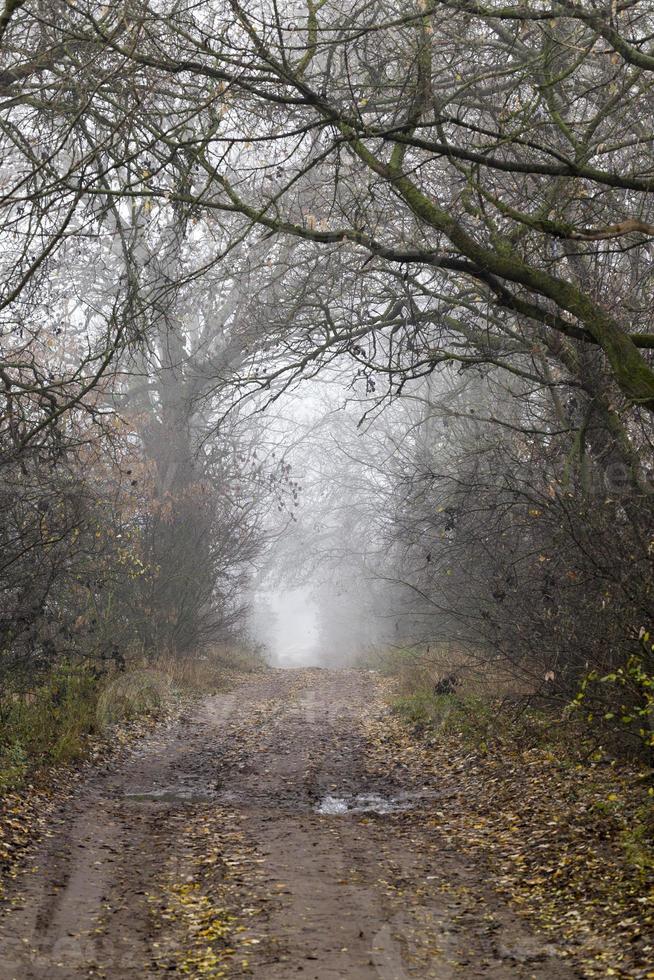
[0,669,580,979]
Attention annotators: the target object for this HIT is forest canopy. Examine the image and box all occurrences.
[0,0,653,755]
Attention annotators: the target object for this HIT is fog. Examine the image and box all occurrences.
[245,382,411,669]
[252,587,321,667]
[2,0,650,763]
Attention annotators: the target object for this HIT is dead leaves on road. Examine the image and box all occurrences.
[0,788,54,896]
[365,710,654,979]
[151,809,266,977]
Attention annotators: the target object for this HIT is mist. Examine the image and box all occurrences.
[250,586,320,667]
[1,3,652,974]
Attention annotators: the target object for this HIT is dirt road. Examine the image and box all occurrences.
[0,669,578,979]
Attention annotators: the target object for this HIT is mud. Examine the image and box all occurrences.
[0,669,579,979]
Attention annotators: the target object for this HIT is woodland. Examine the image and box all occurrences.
[1,0,654,751]
[0,3,654,976]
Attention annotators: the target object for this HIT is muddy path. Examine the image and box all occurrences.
[0,669,579,979]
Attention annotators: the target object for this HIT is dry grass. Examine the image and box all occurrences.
[152,644,266,695]
[96,668,172,728]
[98,645,266,727]
[369,644,575,756]
[367,643,530,701]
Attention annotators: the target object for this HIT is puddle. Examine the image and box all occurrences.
[316,793,411,815]
[123,786,213,804]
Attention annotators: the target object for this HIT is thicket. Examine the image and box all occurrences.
[1,0,654,767]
